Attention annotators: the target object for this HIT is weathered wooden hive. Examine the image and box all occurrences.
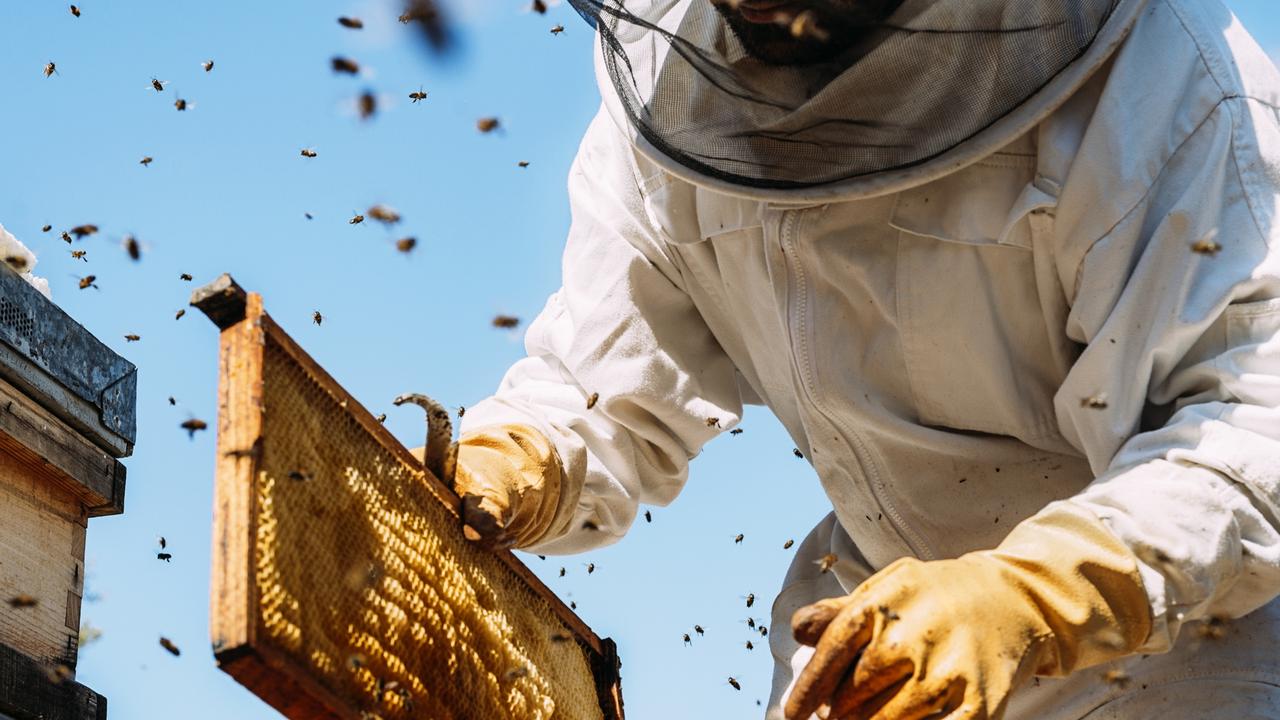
[0,265,134,720]
[193,275,623,720]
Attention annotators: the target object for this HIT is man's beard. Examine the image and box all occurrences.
[712,0,905,66]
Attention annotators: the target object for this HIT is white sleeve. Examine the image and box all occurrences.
[1054,95,1280,652]
[460,108,743,555]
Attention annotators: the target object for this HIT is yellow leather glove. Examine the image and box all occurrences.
[450,424,564,550]
[785,503,1152,720]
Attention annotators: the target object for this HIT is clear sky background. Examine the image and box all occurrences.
[0,2,1276,718]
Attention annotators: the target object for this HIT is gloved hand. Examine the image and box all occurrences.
[785,502,1152,720]
[449,424,564,550]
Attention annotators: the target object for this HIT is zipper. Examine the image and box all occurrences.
[777,209,934,561]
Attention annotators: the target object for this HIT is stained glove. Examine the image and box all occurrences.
[448,423,564,550]
[785,502,1151,720]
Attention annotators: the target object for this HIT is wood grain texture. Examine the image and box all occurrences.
[0,642,105,720]
[0,375,124,518]
[0,454,84,668]
[210,292,266,659]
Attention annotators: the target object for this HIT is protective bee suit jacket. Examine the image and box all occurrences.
[462,0,1280,715]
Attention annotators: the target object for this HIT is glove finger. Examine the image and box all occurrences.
[785,603,874,720]
[828,648,914,719]
[793,598,853,647]
[843,674,962,720]
[461,493,513,550]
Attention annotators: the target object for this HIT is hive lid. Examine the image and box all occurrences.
[0,264,136,457]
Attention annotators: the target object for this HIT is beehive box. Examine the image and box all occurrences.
[194,275,623,720]
[0,263,133,720]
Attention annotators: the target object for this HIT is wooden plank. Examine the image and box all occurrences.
[0,454,83,668]
[0,375,124,517]
[0,642,105,720]
[209,292,266,659]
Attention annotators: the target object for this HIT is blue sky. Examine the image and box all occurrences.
[1,2,1276,718]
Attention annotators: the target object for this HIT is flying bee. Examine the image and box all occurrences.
[682,633,692,646]
[492,314,520,329]
[793,448,804,459]
[78,275,97,290]
[180,418,208,438]
[517,160,530,168]
[300,148,317,158]
[457,406,466,417]
[1191,238,1223,256]
[730,428,743,436]
[476,117,500,133]
[70,5,80,17]
[367,204,401,225]
[168,397,176,405]
[43,664,74,684]
[7,594,38,608]
[409,87,428,103]
[1196,614,1230,640]
[140,156,153,166]
[159,536,167,549]
[706,417,720,428]
[728,677,741,691]
[734,533,744,544]
[124,235,141,261]
[42,225,51,232]
[124,334,141,342]
[157,552,172,562]
[349,213,364,225]
[70,250,86,262]
[1081,393,1109,410]
[745,593,754,608]
[395,237,417,253]
[783,539,794,549]
[585,563,595,574]
[531,0,547,13]
[745,641,754,651]
[338,16,364,29]
[43,62,57,78]
[305,212,314,220]
[746,618,755,629]
[759,626,768,637]
[175,308,185,320]
[358,91,377,120]
[61,231,72,243]
[313,310,323,325]
[550,24,565,35]
[644,510,651,523]
[70,224,98,239]
[692,625,706,637]
[570,601,577,610]
[180,273,193,281]
[586,392,599,409]
[159,637,181,656]
[1102,668,1131,689]
[559,567,566,577]
[816,553,838,574]
[375,413,387,423]
[332,56,360,75]
[174,97,188,111]
[202,59,214,72]
[150,77,167,92]
[4,256,29,272]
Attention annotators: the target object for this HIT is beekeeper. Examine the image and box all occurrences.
[450,0,1280,716]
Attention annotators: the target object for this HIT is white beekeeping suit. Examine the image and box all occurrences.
[453,0,1280,716]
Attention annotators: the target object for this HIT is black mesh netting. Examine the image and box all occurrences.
[569,0,1128,190]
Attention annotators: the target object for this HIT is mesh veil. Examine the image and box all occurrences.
[568,0,1141,193]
